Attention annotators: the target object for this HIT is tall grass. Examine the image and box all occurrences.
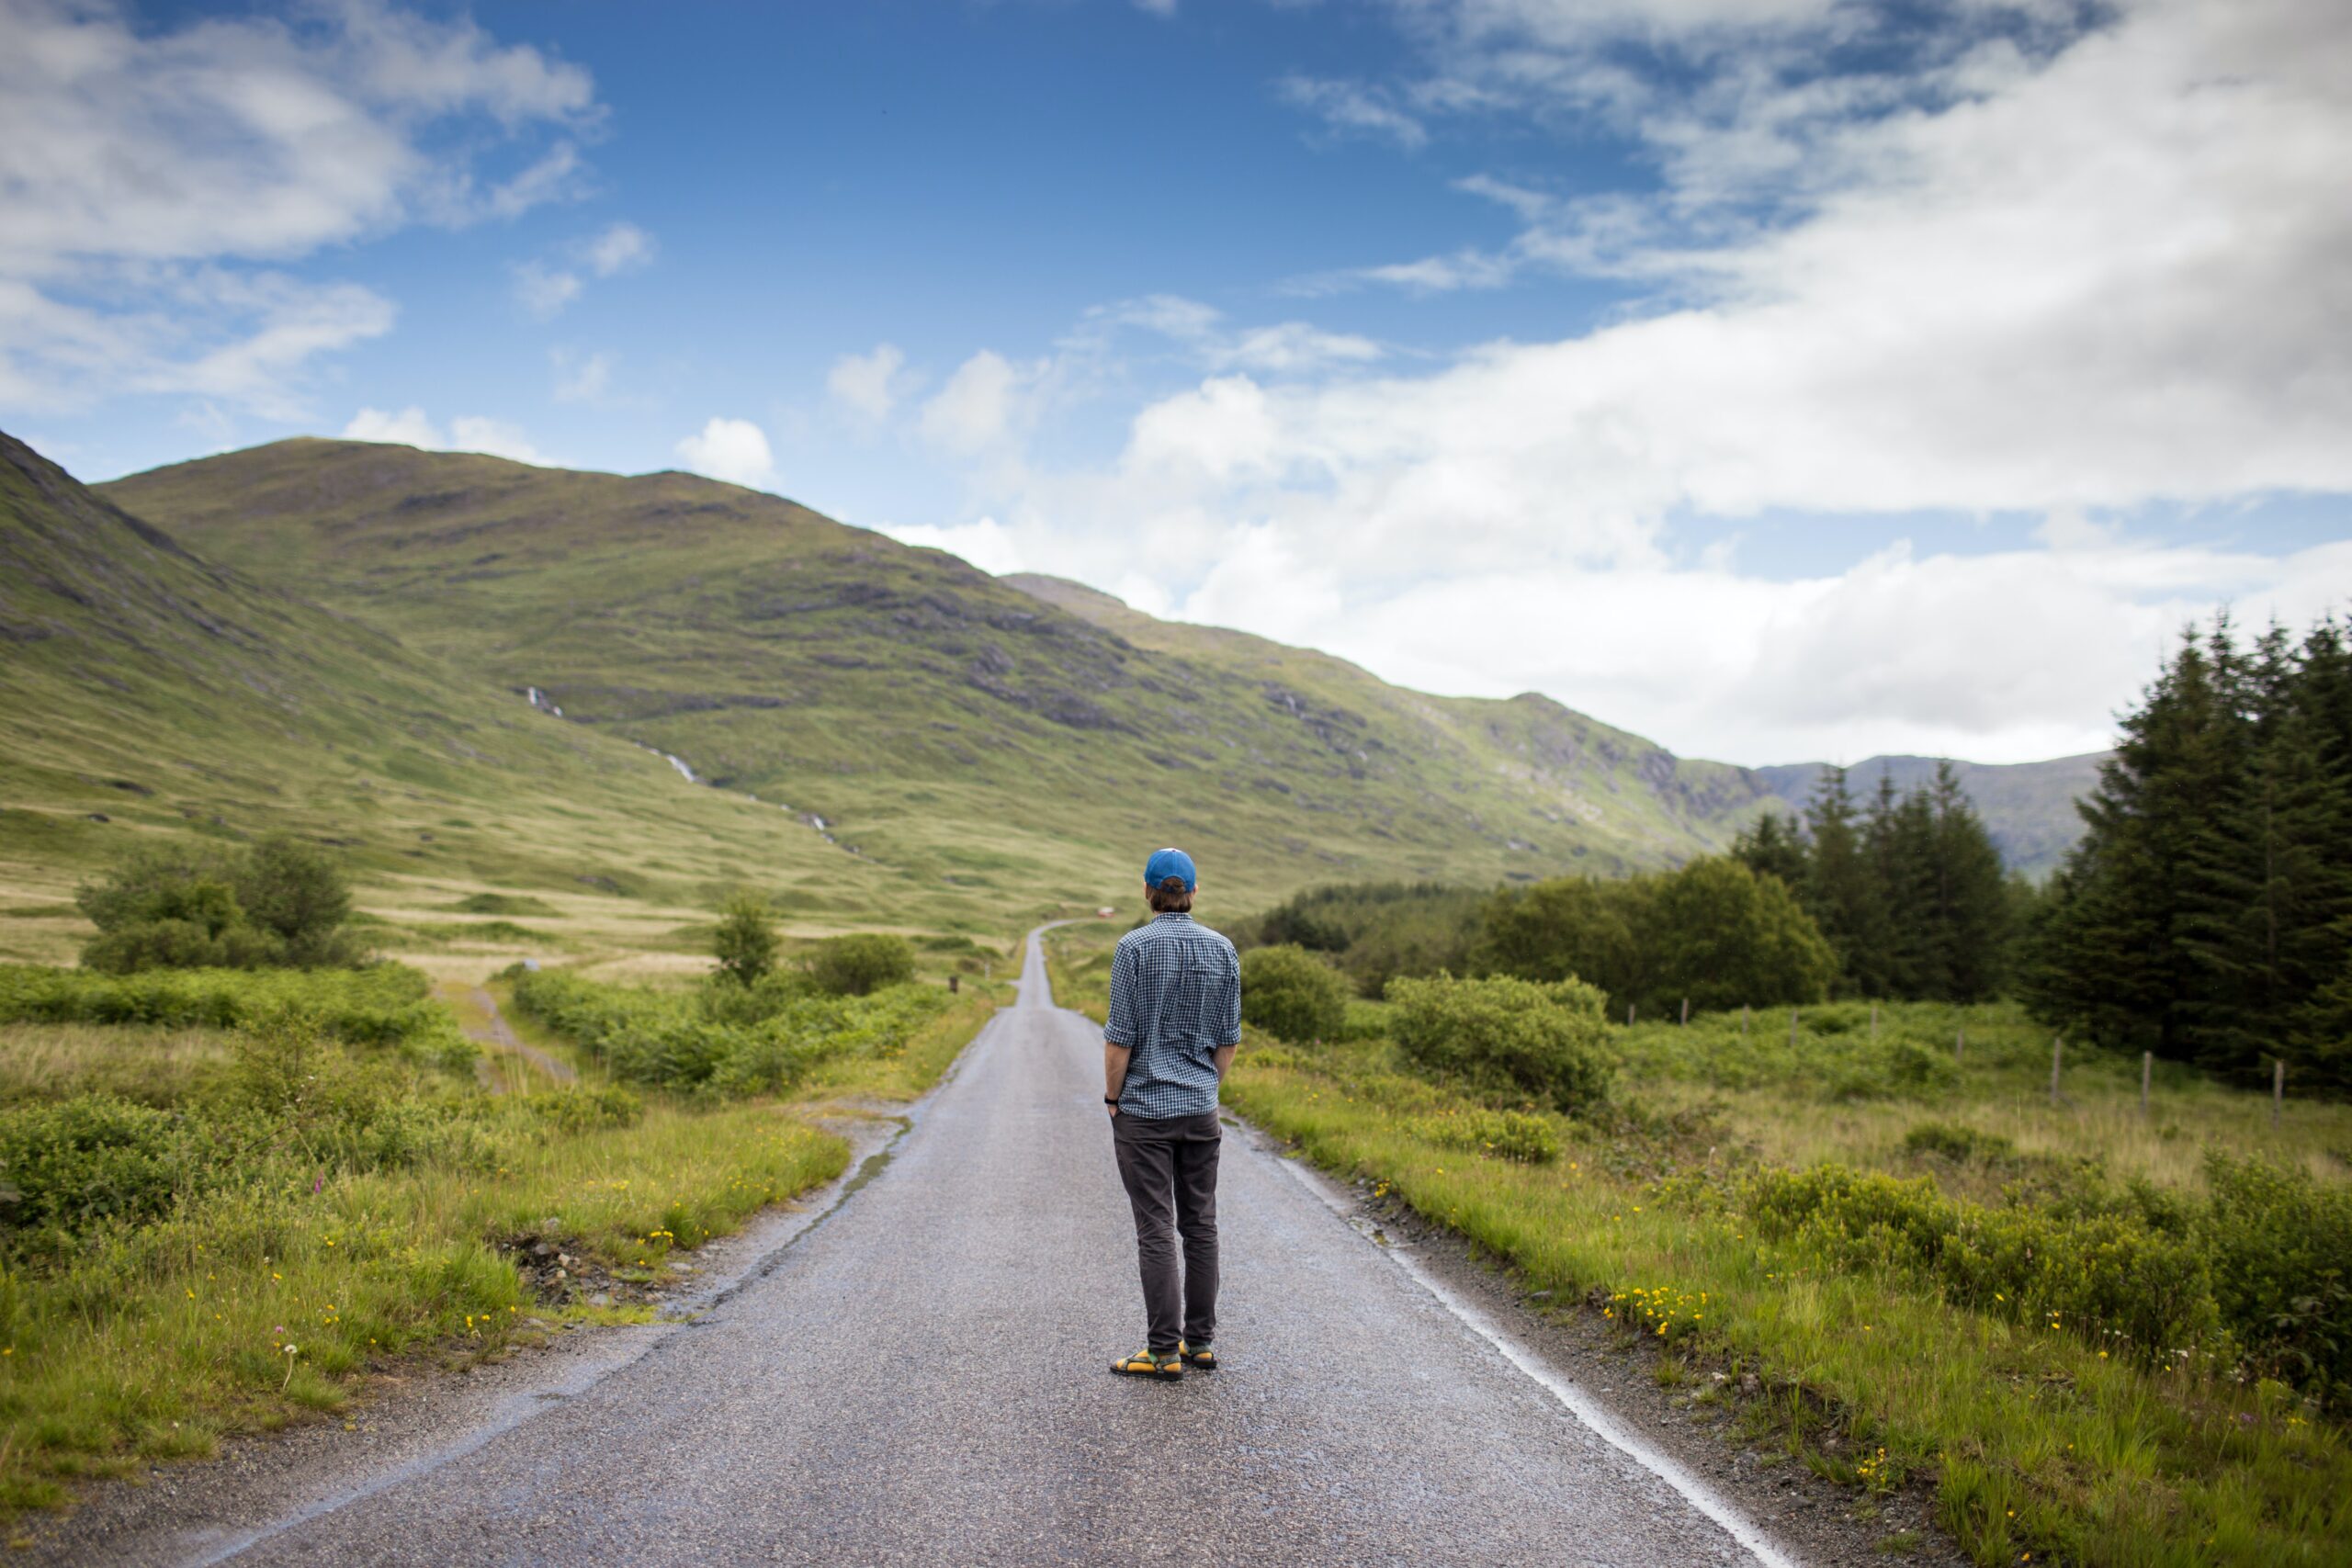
[0,962,1002,1521]
[1227,1043,2352,1565]
[0,1098,844,1514]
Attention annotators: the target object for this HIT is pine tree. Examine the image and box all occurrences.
[1730,811,1809,890]
[1928,761,2014,1001]
[1864,769,1939,999]
[2030,629,2221,1055]
[1802,767,1876,997]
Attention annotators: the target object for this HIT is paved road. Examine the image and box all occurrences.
[204,931,1787,1567]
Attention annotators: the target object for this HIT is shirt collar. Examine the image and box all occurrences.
[1151,911,1194,923]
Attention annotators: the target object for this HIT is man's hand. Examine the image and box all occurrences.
[1103,1041,1130,1118]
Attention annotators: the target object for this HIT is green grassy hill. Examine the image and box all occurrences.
[0,432,986,964]
[95,439,1785,911]
[3,430,2097,958]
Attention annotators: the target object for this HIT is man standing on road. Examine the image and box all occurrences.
[1104,847,1241,1381]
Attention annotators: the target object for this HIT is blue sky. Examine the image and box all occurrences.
[5,0,2348,765]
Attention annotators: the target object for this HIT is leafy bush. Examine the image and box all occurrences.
[1745,1163,2218,1366]
[2203,1154,2352,1410]
[806,933,915,997]
[1240,945,1350,1043]
[75,835,362,972]
[0,1095,204,1232]
[0,964,471,1070]
[1612,1003,1970,1101]
[1412,1106,1562,1164]
[517,1083,644,1135]
[1902,1121,2018,1164]
[1385,973,1613,1113]
[1241,883,1486,997]
[1475,857,1837,1019]
[712,890,780,987]
[507,967,946,1094]
[448,893,557,917]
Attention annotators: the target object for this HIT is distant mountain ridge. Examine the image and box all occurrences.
[1750,755,2105,874]
[60,437,2099,908]
[1002,573,2102,875]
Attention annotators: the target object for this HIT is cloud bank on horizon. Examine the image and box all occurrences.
[3,0,2346,767]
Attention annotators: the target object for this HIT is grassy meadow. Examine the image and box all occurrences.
[1048,921,2352,1565]
[0,943,1004,1524]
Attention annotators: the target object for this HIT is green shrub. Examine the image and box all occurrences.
[806,933,915,997]
[698,968,817,1026]
[74,835,361,972]
[449,893,557,917]
[1745,1162,2217,1366]
[712,890,780,987]
[1413,1107,1562,1164]
[1474,858,1837,1018]
[1902,1121,2018,1164]
[1385,973,1613,1113]
[0,1096,204,1232]
[1240,945,1350,1043]
[2203,1154,2352,1410]
[0,964,469,1071]
[517,1083,644,1135]
[508,968,946,1094]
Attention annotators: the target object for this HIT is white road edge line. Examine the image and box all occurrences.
[1270,1153,1804,1568]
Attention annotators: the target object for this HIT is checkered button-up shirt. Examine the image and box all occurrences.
[1104,913,1242,1118]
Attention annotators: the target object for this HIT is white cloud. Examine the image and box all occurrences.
[550,348,613,403]
[447,416,546,464]
[1135,0,1180,17]
[914,0,2352,763]
[0,0,597,415]
[583,220,654,276]
[675,416,776,489]
[342,406,548,464]
[510,220,655,318]
[880,515,1027,575]
[921,351,1025,457]
[1216,322,1383,374]
[1453,173,1555,221]
[344,405,440,446]
[511,260,582,319]
[1276,75,1430,149]
[827,343,913,423]
[1081,295,1385,374]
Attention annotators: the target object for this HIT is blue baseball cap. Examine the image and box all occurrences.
[1144,847,1197,891]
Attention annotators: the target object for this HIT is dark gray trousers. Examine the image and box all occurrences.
[1111,1110,1222,1353]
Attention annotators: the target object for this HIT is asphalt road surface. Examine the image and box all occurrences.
[187,930,1793,1567]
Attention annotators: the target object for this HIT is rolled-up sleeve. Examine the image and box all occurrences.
[1104,941,1137,1046]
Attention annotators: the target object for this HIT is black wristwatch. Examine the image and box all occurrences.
[1103,1096,1120,1106]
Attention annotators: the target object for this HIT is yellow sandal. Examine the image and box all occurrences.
[1110,1348,1183,1380]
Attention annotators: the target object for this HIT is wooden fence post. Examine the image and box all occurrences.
[1680,997,1690,1026]
[1871,1001,1879,1040]
[948,974,960,995]
[2050,1035,2063,1107]
[2275,1059,2285,1128]
[2141,1050,2151,1118]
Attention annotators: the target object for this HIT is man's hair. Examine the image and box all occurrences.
[1146,875,1193,914]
